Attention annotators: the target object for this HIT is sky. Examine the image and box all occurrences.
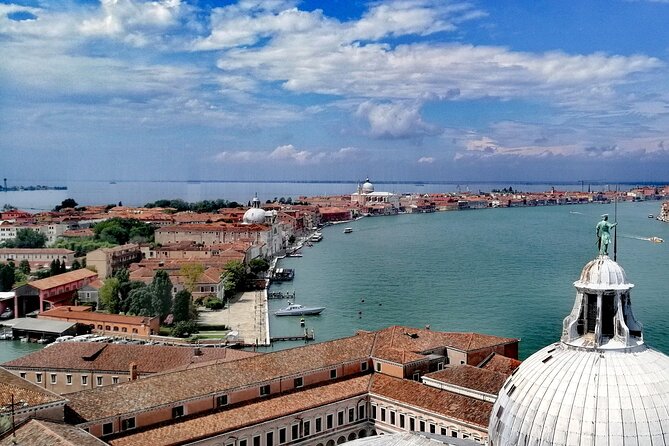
[2,0,669,183]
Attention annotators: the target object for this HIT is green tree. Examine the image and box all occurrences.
[171,320,198,338]
[53,198,78,212]
[2,228,47,249]
[0,263,15,291]
[71,259,81,270]
[151,270,173,319]
[249,258,270,276]
[18,259,30,275]
[172,290,192,323]
[99,278,121,314]
[50,259,60,276]
[180,263,204,293]
[221,260,247,298]
[127,285,154,316]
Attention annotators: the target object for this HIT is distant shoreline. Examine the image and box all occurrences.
[1,185,67,192]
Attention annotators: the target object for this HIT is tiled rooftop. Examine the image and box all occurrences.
[2,343,255,375]
[28,269,98,291]
[40,308,154,325]
[370,374,493,428]
[424,365,510,395]
[0,419,107,446]
[66,327,515,423]
[478,353,521,375]
[0,367,64,409]
[67,333,377,421]
[108,375,372,446]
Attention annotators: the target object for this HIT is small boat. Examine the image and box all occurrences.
[310,232,323,242]
[649,237,664,243]
[648,215,654,218]
[275,303,325,316]
[286,252,303,257]
[343,228,353,234]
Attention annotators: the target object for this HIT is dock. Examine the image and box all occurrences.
[271,329,315,343]
[267,291,296,300]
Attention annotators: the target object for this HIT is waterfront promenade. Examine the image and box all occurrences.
[200,290,270,346]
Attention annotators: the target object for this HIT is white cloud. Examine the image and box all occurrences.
[214,145,360,165]
[356,100,442,139]
[417,156,435,163]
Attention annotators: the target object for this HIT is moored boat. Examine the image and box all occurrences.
[310,232,323,242]
[343,227,353,233]
[275,303,325,316]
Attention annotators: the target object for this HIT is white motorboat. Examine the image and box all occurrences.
[343,227,353,233]
[310,232,323,242]
[275,303,325,316]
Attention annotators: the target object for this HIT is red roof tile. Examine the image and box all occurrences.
[28,269,98,291]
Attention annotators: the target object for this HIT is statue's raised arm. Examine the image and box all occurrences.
[596,214,616,256]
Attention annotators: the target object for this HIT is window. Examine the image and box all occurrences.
[348,408,355,422]
[239,440,247,446]
[451,431,458,438]
[437,362,444,371]
[315,417,322,432]
[291,424,299,440]
[260,384,270,396]
[279,428,286,444]
[390,411,396,425]
[19,372,26,379]
[253,436,260,446]
[96,376,103,386]
[122,327,127,332]
[105,325,111,331]
[66,374,72,385]
[430,424,435,434]
[361,361,368,371]
[81,376,88,385]
[102,422,113,436]
[294,377,303,388]
[358,405,365,420]
[303,420,310,436]
[409,418,415,431]
[338,411,344,426]
[121,417,136,431]
[381,408,386,422]
[400,414,405,429]
[330,369,337,379]
[172,405,184,418]
[419,420,425,432]
[50,374,57,384]
[413,372,420,381]
[326,414,333,429]
[441,428,447,436]
[216,395,228,407]
[266,431,274,446]
[376,362,381,372]
[112,376,119,384]
[36,373,42,383]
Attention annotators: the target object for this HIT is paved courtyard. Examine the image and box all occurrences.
[198,290,269,346]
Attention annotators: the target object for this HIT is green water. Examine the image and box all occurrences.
[0,340,44,363]
[268,201,669,359]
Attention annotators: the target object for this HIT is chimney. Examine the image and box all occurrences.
[129,362,138,381]
[194,347,202,357]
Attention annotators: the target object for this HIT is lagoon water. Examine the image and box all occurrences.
[1,184,668,363]
[268,200,669,359]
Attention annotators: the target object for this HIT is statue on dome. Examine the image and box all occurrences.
[596,214,617,256]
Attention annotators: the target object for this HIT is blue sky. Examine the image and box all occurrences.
[2,0,669,183]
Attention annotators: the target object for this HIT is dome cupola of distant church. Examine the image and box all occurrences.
[242,193,266,224]
[361,178,374,193]
[488,220,669,446]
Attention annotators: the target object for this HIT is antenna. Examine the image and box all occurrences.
[614,185,618,261]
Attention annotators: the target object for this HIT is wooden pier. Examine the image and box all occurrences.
[270,329,314,343]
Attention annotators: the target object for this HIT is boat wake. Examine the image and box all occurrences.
[620,235,664,243]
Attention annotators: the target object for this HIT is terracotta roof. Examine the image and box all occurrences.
[370,373,493,428]
[28,269,98,291]
[0,248,74,255]
[99,243,139,253]
[66,333,377,422]
[478,353,521,375]
[424,365,510,395]
[0,419,107,446]
[0,367,64,409]
[2,343,256,375]
[108,375,372,446]
[39,308,154,326]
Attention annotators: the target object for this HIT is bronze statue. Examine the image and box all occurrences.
[596,214,617,256]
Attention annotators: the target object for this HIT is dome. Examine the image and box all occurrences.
[574,255,633,291]
[242,207,266,224]
[361,178,374,193]
[489,342,669,446]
